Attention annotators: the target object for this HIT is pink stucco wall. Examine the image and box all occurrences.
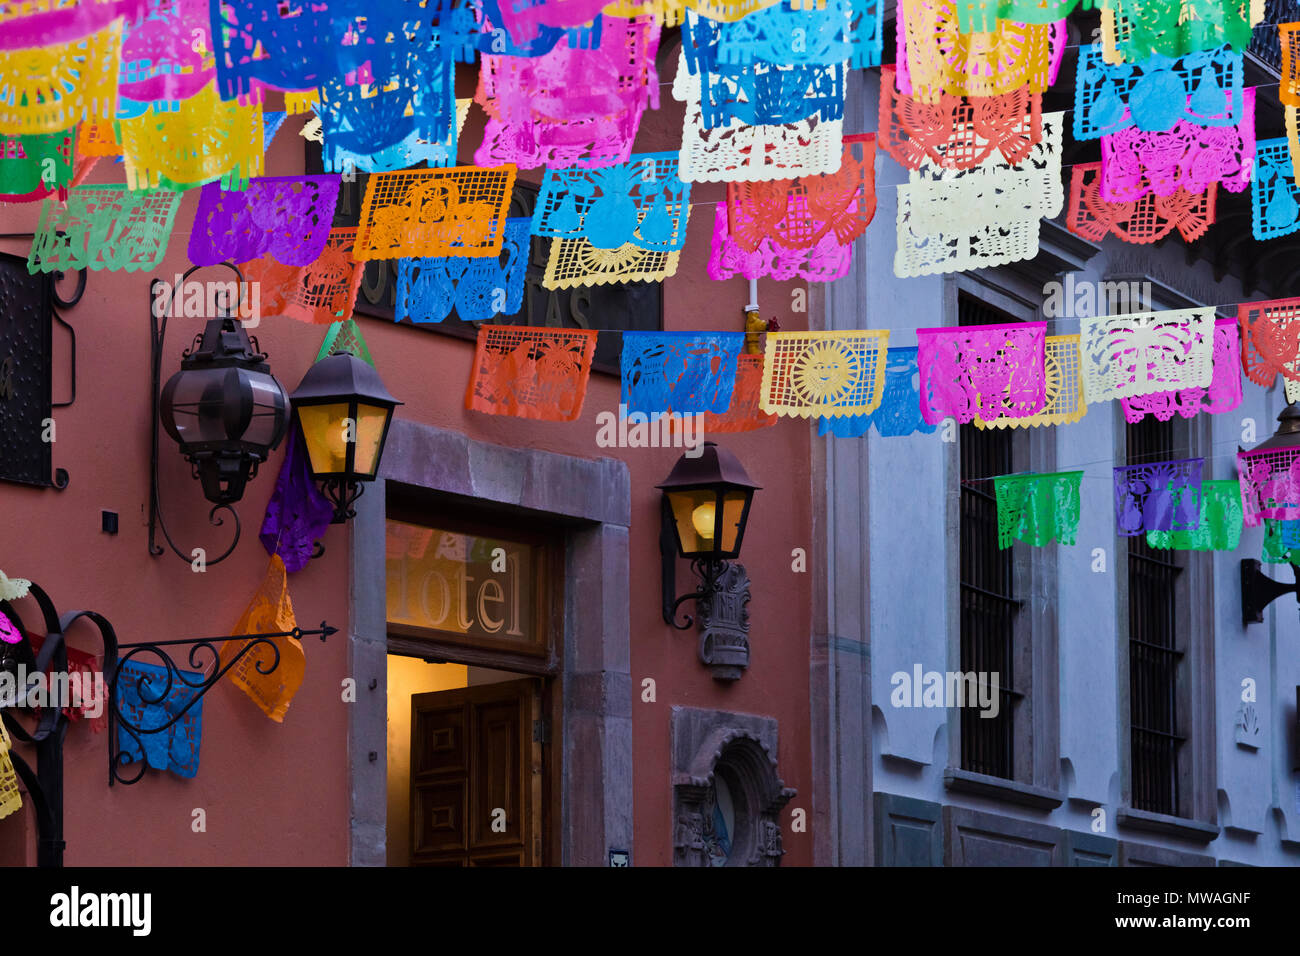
[0,40,815,865]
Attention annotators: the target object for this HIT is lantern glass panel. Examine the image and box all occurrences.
[164,367,241,445]
[668,489,719,556]
[242,373,288,447]
[718,489,750,554]
[352,402,391,477]
[298,402,353,475]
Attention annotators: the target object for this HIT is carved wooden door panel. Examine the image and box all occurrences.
[409,678,541,866]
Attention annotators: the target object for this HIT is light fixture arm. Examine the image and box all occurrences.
[661,496,731,629]
[148,263,251,566]
[1241,559,1300,626]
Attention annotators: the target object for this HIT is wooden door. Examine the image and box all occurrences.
[409,678,543,866]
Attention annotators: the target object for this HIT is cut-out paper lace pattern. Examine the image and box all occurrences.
[1240,295,1300,387]
[219,554,304,722]
[705,0,883,70]
[993,470,1083,549]
[602,0,783,27]
[621,330,745,415]
[1238,446,1300,527]
[896,0,1064,103]
[0,0,146,50]
[28,186,180,273]
[1073,43,1245,139]
[475,15,660,170]
[878,64,1042,171]
[895,211,1040,277]
[1099,0,1261,65]
[78,120,120,156]
[114,656,203,778]
[1146,478,1242,551]
[240,226,365,325]
[119,0,214,105]
[1252,137,1300,241]
[975,334,1087,429]
[118,82,264,191]
[325,91,469,175]
[759,330,890,418]
[688,352,778,432]
[258,428,333,573]
[916,321,1048,424]
[817,346,936,437]
[0,719,21,820]
[473,0,604,57]
[533,152,691,252]
[0,130,74,203]
[708,204,850,281]
[189,176,340,267]
[0,21,122,134]
[544,237,680,289]
[1120,316,1241,422]
[1114,457,1203,536]
[1099,86,1253,201]
[465,324,599,421]
[1067,161,1216,243]
[1079,306,1216,402]
[394,218,531,323]
[354,166,517,261]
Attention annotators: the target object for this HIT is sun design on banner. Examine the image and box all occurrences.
[760,331,890,418]
[0,20,123,134]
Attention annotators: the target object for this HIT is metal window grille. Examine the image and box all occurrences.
[1126,415,1185,816]
[958,296,1024,779]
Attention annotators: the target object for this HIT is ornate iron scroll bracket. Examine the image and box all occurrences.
[108,622,337,786]
[148,262,250,566]
[0,583,118,868]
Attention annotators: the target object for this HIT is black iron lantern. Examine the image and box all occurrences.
[658,441,760,633]
[290,350,401,523]
[1242,404,1300,625]
[159,316,289,506]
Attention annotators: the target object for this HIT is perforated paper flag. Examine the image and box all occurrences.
[685,353,778,433]
[759,330,890,419]
[1114,458,1203,536]
[817,346,936,438]
[354,166,517,261]
[603,0,782,27]
[473,0,604,57]
[1067,162,1217,245]
[118,0,215,105]
[28,186,180,274]
[219,554,304,723]
[533,153,691,252]
[1079,307,1216,402]
[896,0,1063,103]
[395,218,532,323]
[1099,0,1260,65]
[704,0,883,70]
[1072,43,1245,139]
[952,0,1080,32]
[1120,316,1241,423]
[1099,87,1254,202]
[975,334,1087,430]
[0,20,122,134]
[118,82,264,191]
[465,325,599,421]
[544,237,681,289]
[916,322,1048,425]
[491,0,607,45]
[894,208,1040,277]
[114,657,203,778]
[994,471,1083,549]
[0,719,21,820]
[1240,447,1300,527]
[475,15,660,170]
[78,120,120,157]
[0,0,146,50]
[240,227,365,325]
[1146,479,1242,551]
[189,176,340,267]
[0,130,74,203]
[1284,22,1300,107]
[708,204,851,283]
[683,50,847,130]
[1240,296,1300,387]
[675,64,845,183]
[621,330,745,416]
[878,64,1042,171]
[1252,138,1300,241]
[325,94,470,175]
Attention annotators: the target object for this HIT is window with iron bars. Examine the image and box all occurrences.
[1125,415,1185,816]
[957,295,1025,780]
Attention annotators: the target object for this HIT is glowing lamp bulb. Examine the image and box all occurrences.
[691,502,716,541]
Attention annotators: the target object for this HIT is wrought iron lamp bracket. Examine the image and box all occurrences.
[1241,558,1300,626]
[147,262,251,566]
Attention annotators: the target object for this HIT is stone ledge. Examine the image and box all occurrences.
[1116,806,1220,844]
[943,767,1064,811]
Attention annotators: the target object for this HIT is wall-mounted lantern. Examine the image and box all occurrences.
[658,441,760,681]
[149,266,288,566]
[1242,403,1300,625]
[289,350,402,523]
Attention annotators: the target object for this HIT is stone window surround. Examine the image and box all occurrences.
[347,417,633,866]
